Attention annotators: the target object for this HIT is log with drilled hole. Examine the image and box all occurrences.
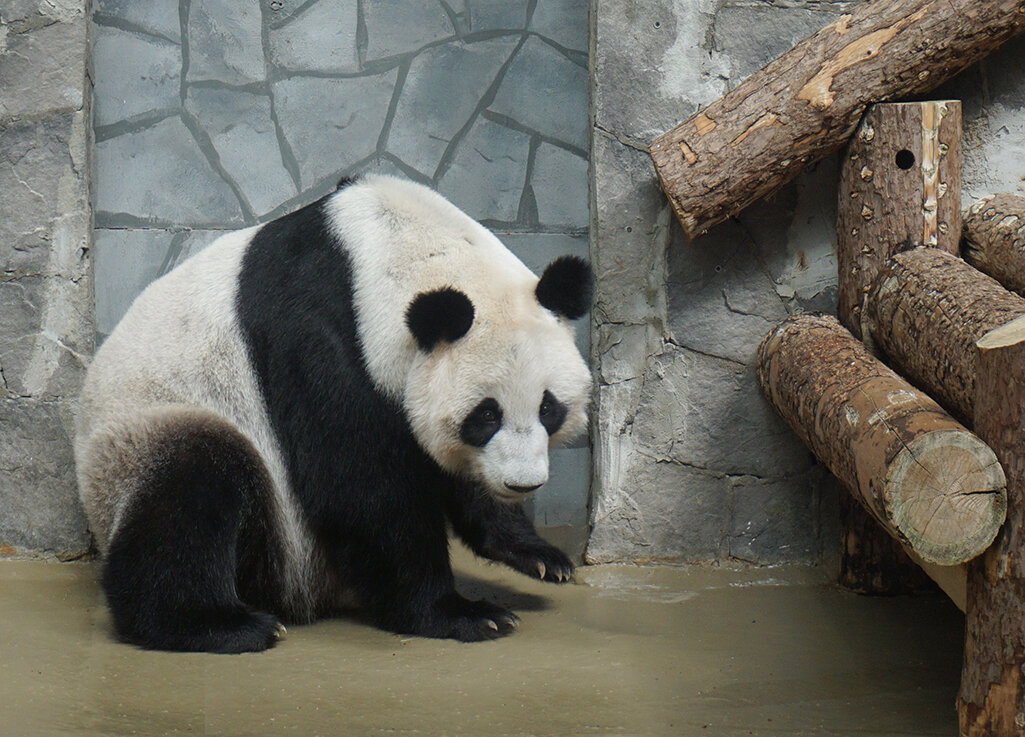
[963,193,1025,295]
[867,247,1025,425]
[834,100,963,594]
[757,314,1006,568]
[650,0,1025,239]
[837,101,961,342]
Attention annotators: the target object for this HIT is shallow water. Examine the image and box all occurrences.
[0,546,962,736]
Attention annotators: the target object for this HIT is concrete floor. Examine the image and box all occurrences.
[1,545,963,737]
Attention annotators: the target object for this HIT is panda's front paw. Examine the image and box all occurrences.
[433,592,519,642]
[506,543,575,583]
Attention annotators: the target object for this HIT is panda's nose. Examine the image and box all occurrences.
[505,482,543,494]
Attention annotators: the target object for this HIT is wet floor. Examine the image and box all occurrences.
[1,544,962,737]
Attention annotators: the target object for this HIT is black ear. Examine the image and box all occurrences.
[535,255,593,320]
[406,288,475,351]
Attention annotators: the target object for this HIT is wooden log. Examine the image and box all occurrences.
[868,248,1025,424]
[835,101,962,593]
[837,101,962,342]
[757,314,1006,566]
[649,0,1025,240]
[963,193,1025,294]
[958,316,1025,735]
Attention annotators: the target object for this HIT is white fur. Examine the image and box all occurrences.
[326,176,591,496]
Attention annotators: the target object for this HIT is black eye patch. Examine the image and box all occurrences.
[539,390,568,436]
[459,398,502,447]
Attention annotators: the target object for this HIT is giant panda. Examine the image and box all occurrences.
[74,175,593,653]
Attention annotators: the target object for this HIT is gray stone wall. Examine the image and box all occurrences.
[587,0,1025,565]
[0,0,93,557]
[90,0,590,533]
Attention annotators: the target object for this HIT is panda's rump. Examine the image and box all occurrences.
[78,405,318,622]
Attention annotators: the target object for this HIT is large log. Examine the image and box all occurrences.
[838,101,961,342]
[963,193,1025,294]
[868,248,1025,424]
[835,101,962,593]
[958,317,1025,736]
[757,314,1006,566]
[649,0,1025,240]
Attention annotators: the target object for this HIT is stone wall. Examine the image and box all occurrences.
[0,0,93,557]
[8,0,1025,563]
[587,0,1025,565]
[90,0,591,535]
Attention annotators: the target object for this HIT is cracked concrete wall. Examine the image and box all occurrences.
[587,0,1025,565]
[0,0,93,557]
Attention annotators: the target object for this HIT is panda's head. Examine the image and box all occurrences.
[403,255,592,502]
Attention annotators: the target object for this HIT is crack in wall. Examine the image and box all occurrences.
[432,33,528,184]
[593,123,647,153]
[91,13,180,45]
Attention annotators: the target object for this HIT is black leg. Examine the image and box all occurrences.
[444,483,575,583]
[102,420,283,653]
[317,473,519,642]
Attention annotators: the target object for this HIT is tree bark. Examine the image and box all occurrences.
[958,316,1025,736]
[868,248,1025,425]
[757,315,1006,566]
[649,0,1025,240]
[838,101,961,342]
[963,193,1025,295]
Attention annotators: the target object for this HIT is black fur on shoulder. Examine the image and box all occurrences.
[405,288,475,352]
[535,255,592,320]
[336,176,358,190]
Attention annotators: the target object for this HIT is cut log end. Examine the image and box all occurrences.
[758,314,1007,567]
[977,314,1025,350]
[887,429,1007,566]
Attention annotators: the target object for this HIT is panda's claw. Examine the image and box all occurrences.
[505,542,575,583]
[434,593,519,641]
[274,622,288,640]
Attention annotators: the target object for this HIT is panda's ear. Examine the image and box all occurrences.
[536,255,593,320]
[406,288,475,351]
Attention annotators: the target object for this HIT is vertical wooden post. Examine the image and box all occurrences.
[959,316,1025,736]
[835,100,962,593]
[838,100,962,342]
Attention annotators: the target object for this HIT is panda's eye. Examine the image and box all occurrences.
[460,398,503,448]
[539,390,567,436]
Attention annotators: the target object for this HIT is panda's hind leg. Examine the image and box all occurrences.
[99,410,283,653]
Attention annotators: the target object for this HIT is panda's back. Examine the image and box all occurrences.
[75,224,312,578]
[77,226,269,450]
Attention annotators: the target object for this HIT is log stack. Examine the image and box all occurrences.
[645,0,1025,729]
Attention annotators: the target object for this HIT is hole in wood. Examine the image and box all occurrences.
[895,149,916,170]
